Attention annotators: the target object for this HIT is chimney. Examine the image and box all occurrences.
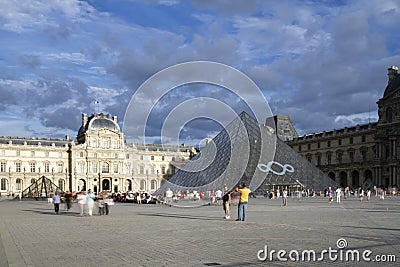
[388,66,398,84]
[113,115,118,123]
[82,113,87,126]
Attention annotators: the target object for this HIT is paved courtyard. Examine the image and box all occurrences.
[0,196,399,267]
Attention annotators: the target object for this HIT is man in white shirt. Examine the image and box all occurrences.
[335,187,342,203]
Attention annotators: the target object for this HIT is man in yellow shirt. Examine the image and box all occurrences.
[236,183,251,221]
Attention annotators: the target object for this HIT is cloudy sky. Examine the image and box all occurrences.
[0,0,399,146]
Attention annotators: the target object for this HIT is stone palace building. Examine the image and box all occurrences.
[0,113,196,195]
[287,66,400,189]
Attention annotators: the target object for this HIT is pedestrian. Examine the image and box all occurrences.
[77,191,87,216]
[86,189,95,216]
[215,189,222,205]
[366,189,371,201]
[327,187,333,203]
[235,183,251,221]
[136,191,142,204]
[359,187,364,202]
[52,191,61,214]
[64,191,72,210]
[335,187,342,203]
[165,188,173,207]
[222,186,231,219]
[282,187,288,206]
[18,191,22,201]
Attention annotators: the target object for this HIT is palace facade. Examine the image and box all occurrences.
[287,66,400,189]
[0,113,196,195]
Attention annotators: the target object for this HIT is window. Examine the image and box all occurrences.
[102,163,109,173]
[140,179,146,190]
[94,153,97,158]
[172,157,176,161]
[349,137,353,145]
[16,150,20,156]
[30,163,36,173]
[113,163,118,173]
[0,150,5,156]
[78,162,84,173]
[361,150,367,161]
[307,144,311,150]
[161,166,166,174]
[140,155,144,160]
[0,178,8,190]
[30,178,36,184]
[31,151,35,157]
[92,163,98,173]
[80,152,84,157]
[45,151,49,157]
[337,153,342,164]
[361,135,366,143]
[151,167,155,174]
[126,154,130,159]
[44,163,50,173]
[338,139,342,146]
[317,155,321,166]
[139,166,144,174]
[327,154,332,165]
[386,107,393,123]
[318,142,321,149]
[151,156,154,160]
[58,163,63,173]
[327,141,331,148]
[58,179,65,191]
[16,162,21,173]
[162,156,165,161]
[349,151,354,162]
[16,178,22,190]
[0,162,6,172]
[298,145,302,152]
[115,153,118,159]
[151,179,157,190]
[58,152,62,158]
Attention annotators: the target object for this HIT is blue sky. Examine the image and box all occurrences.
[0,0,399,146]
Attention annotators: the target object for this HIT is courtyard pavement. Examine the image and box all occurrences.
[0,195,399,267]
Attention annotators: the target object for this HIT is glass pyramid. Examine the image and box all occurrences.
[20,176,63,199]
[156,111,337,195]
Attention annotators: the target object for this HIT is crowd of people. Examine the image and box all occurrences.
[48,190,114,216]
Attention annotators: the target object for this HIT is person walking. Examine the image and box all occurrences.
[77,191,87,216]
[52,191,61,214]
[335,187,342,203]
[222,186,231,219]
[282,187,288,206]
[86,189,95,216]
[235,183,251,221]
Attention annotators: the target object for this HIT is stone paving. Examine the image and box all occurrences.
[0,195,399,267]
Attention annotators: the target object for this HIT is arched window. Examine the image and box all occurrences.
[0,178,8,190]
[30,178,36,184]
[151,179,157,190]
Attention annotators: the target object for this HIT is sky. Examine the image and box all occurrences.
[0,0,399,146]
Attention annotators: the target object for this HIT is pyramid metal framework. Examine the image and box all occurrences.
[156,112,338,194]
[20,176,63,199]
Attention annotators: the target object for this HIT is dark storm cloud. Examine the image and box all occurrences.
[40,107,81,130]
